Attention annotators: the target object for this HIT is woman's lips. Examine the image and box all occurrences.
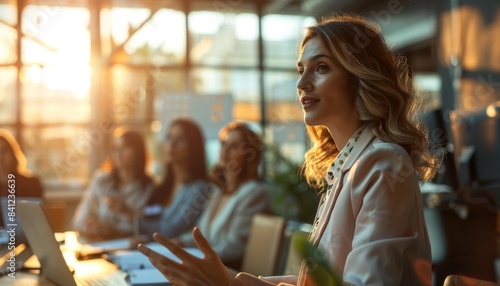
[301,97,320,108]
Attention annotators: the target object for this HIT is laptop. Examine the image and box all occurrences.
[0,196,43,245]
[15,200,128,286]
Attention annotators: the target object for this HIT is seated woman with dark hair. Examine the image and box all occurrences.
[140,118,214,239]
[72,130,154,242]
[173,121,270,270]
[0,129,44,227]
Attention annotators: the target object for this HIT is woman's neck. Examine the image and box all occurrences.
[118,168,137,185]
[327,119,362,150]
[172,164,191,185]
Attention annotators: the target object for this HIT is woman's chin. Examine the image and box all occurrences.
[304,116,321,127]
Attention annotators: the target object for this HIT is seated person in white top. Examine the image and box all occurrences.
[72,130,154,242]
[138,14,439,286]
[174,121,270,270]
[141,118,214,238]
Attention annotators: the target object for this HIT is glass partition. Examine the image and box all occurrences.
[189,11,258,67]
[0,67,17,124]
[263,14,315,68]
[103,7,186,65]
[189,68,260,121]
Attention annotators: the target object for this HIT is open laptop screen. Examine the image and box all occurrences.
[0,196,43,245]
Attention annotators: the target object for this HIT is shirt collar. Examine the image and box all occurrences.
[319,124,368,195]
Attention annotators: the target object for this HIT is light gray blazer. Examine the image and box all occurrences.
[297,127,432,285]
[230,127,432,286]
[178,180,269,263]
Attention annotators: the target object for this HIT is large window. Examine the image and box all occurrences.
[263,15,316,68]
[0,2,92,189]
[263,15,315,164]
[0,1,316,192]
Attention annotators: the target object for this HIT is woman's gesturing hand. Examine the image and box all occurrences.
[137,227,235,286]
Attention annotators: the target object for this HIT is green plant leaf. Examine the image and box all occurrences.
[293,234,343,286]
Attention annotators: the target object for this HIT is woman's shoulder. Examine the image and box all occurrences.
[187,179,213,188]
[15,172,41,183]
[365,139,411,159]
[10,172,44,196]
[177,179,214,198]
[357,139,415,173]
[236,180,269,196]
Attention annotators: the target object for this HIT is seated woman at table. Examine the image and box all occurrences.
[140,118,214,238]
[72,130,155,242]
[173,121,270,270]
[0,129,44,227]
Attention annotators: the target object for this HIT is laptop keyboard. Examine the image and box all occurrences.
[75,271,128,286]
[73,258,129,286]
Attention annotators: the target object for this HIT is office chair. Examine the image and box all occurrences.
[240,214,286,277]
[419,108,459,191]
[419,107,498,285]
[444,274,499,285]
[44,201,68,232]
[430,103,500,285]
[450,101,500,205]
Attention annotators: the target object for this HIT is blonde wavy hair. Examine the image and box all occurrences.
[299,14,439,190]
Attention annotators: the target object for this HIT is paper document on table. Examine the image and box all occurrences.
[89,237,133,250]
[108,243,203,271]
[78,237,135,258]
[127,268,171,285]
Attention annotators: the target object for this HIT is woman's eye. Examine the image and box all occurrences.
[297,69,304,76]
[317,64,328,72]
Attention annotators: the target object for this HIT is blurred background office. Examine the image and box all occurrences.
[0,0,499,285]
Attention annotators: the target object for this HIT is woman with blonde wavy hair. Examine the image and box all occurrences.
[137,14,439,286]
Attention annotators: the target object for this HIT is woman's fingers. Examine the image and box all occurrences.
[192,227,219,261]
[137,244,182,273]
[151,232,195,263]
[138,232,234,286]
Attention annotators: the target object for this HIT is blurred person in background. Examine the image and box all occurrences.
[72,129,154,242]
[0,129,44,227]
[140,118,214,239]
[173,121,270,271]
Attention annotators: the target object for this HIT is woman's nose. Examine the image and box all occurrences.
[296,73,312,92]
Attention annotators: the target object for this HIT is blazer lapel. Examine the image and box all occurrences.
[310,128,376,245]
[341,127,375,173]
[203,189,222,240]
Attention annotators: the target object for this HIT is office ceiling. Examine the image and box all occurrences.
[11,0,438,53]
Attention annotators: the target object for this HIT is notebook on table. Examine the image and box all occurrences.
[106,244,203,285]
[15,199,128,286]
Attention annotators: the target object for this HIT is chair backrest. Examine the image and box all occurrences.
[443,274,498,286]
[423,207,447,265]
[418,108,459,189]
[241,214,286,276]
[44,201,68,232]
